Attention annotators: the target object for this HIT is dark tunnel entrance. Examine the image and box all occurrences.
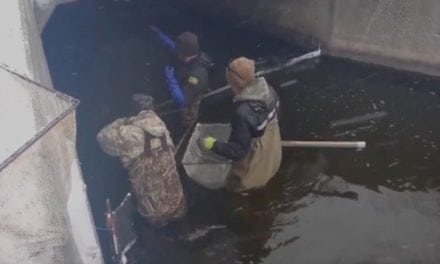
[43,0,440,263]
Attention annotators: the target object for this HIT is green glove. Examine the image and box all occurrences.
[202,136,217,150]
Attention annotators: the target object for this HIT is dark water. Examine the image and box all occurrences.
[43,0,440,263]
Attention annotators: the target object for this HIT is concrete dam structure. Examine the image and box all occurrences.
[0,0,102,263]
[182,0,440,77]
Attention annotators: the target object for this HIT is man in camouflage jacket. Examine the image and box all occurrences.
[97,95,186,227]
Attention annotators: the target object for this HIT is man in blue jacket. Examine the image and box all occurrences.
[151,26,213,128]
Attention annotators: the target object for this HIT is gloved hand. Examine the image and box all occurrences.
[149,25,175,50]
[164,66,184,108]
[202,136,217,151]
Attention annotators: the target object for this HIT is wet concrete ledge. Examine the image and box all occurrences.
[181,0,440,77]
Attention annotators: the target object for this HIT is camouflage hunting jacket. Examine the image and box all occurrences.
[97,110,186,227]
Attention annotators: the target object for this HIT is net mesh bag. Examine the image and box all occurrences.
[182,123,232,189]
[0,131,74,264]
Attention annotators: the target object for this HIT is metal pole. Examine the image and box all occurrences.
[201,49,321,99]
[155,49,321,112]
[105,199,120,263]
[281,140,366,149]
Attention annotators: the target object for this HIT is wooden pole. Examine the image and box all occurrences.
[281,140,366,149]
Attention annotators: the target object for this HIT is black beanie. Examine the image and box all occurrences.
[176,32,199,56]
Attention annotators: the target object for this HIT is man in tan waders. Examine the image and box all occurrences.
[97,94,186,227]
[201,57,282,192]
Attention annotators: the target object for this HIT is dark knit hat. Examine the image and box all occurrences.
[176,32,199,56]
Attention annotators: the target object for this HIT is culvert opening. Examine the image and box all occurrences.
[42,1,440,263]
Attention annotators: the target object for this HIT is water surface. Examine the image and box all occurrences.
[43,1,440,263]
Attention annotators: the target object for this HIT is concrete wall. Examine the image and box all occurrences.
[33,0,77,32]
[0,0,103,263]
[183,0,440,76]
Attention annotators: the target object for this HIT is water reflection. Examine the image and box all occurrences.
[264,185,440,263]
